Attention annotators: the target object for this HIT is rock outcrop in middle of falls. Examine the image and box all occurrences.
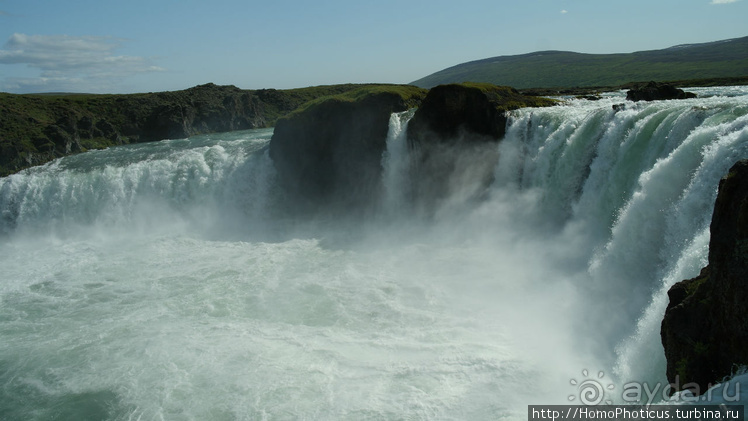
[407,83,557,144]
[268,85,427,215]
[404,83,557,214]
[661,159,748,395]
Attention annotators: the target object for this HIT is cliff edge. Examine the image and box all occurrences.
[661,159,748,394]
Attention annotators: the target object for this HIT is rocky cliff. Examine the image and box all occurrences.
[0,83,379,176]
[1,84,263,175]
[661,159,748,394]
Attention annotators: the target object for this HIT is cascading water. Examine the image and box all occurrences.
[1,87,748,420]
[381,109,415,216]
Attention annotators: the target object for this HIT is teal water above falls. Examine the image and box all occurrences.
[1,87,748,420]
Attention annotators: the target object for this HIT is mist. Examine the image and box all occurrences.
[1,87,748,418]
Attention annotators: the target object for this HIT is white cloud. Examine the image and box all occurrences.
[560,9,568,14]
[710,0,739,4]
[0,33,164,93]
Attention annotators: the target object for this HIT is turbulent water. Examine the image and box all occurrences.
[2,87,748,420]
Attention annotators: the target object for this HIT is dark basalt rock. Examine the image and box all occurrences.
[404,83,556,214]
[626,81,697,102]
[407,83,555,145]
[661,159,748,394]
[268,86,426,215]
[407,84,508,145]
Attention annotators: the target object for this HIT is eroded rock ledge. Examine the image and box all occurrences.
[626,81,697,102]
[661,159,748,394]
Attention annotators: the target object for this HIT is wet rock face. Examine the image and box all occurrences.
[661,159,748,394]
[626,81,697,102]
[404,83,556,214]
[268,87,426,215]
[406,84,510,145]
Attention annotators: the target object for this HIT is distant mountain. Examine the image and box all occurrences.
[411,36,748,89]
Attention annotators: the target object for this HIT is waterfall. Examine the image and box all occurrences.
[381,109,416,215]
[0,129,276,239]
[485,89,748,395]
[1,87,748,419]
[378,87,748,397]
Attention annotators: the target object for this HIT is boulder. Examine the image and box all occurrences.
[404,83,556,213]
[661,159,748,394]
[626,81,697,102]
[407,83,555,145]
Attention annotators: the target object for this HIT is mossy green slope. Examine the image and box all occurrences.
[413,36,748,89]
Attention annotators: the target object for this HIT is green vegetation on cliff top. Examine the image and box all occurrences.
[284,84,428,117]
[458,82,558,110]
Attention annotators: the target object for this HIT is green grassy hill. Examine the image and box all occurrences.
[412,36,748,89]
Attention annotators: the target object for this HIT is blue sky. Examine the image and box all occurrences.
[0,0,746,93]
